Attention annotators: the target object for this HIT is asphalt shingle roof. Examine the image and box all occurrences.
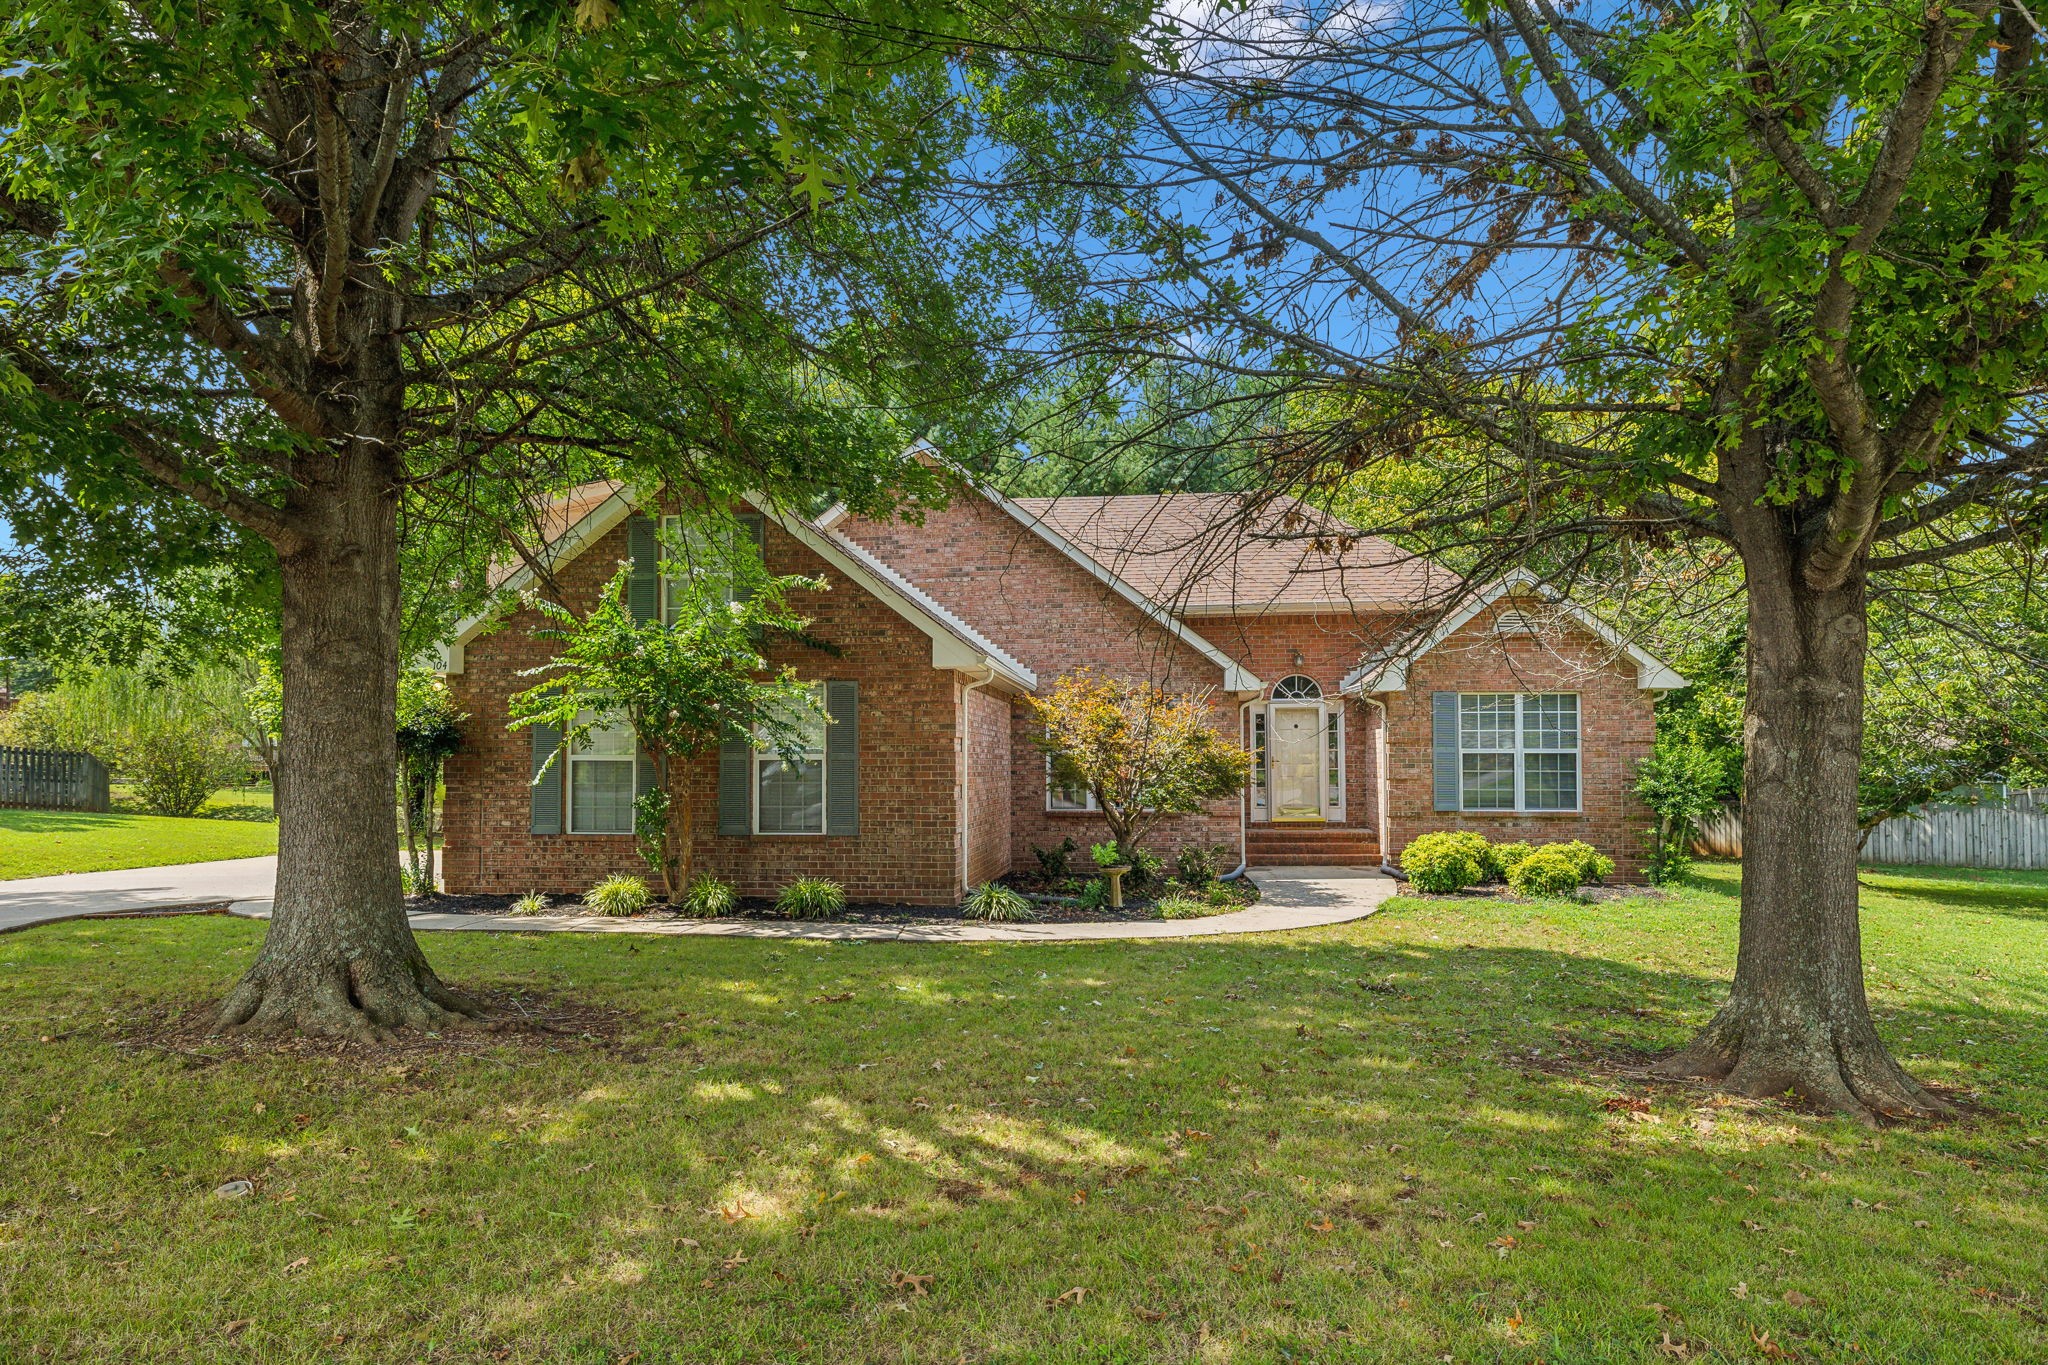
[1006,493,1450,613]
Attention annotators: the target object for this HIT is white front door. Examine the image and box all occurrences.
[1269,705,1324,819]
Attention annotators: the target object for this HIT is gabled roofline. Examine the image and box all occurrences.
[962,472,1262,694]
[756,506,1037,692]
[1338,569,1687,693]
[433,488,1036,693]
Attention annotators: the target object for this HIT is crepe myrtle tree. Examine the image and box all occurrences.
[1107,0,2048,1117]
[1029,669,1251,866]
[507,535,822,900]
[0,0,1119,1036]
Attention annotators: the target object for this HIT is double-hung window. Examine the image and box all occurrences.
[755,689,827,834]
[661,513,765,625]
[1045,756,1098,812]
[568,711,637,834]
[1458,693,1579,812]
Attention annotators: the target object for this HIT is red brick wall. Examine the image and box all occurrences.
[963,682,1012,887]
[1196,612,1409,833]
[842,493,1244,872]
[1378,600,1658,879]
[442,513,968,905]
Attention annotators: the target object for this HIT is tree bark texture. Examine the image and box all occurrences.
[217,433,477,1038]
[1654,516,1946,1120]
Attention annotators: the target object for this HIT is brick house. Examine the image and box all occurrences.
[435,474,1683,904]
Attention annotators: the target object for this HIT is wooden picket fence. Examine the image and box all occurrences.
[0,745,111,813]
[1693,787,2048,870]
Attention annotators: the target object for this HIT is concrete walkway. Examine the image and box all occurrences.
[0,856,1394,942]
[228,865,1396,942]
[0,856,277,933]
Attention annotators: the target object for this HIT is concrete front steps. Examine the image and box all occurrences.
[1246,824,1382,867]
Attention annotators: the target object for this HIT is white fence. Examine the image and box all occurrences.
[1694,788,2048,870]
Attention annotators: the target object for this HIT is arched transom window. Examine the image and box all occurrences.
[1272,674,1323,701]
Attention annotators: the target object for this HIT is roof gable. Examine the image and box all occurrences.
[1339,570,1686,693]
[436,489,1035,691]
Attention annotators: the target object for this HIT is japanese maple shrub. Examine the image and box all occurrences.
[1029,670,1251,866]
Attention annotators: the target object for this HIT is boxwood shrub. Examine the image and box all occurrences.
[1399,831,1495,893]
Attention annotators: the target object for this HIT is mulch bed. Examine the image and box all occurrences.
[1396,882,1670,904]
[406,889,1250,926]
[113,988,635,1067]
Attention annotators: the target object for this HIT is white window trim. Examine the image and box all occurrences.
[1457,692,1581,814]
[1045,754,1099,813]
[752,690,828,835]
[566,713,638,836]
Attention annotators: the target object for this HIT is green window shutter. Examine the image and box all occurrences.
[1432,691,1460,812]
[636,741,657,803]
[734,513,766,605]
[824,680,858,836]
[717,729,752,836]
[627,514,660,623]
[530,718,564,835]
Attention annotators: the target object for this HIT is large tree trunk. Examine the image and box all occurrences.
[1654,547,1945,1120]
[217,437,478,1039]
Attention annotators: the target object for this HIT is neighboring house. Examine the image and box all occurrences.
[436,466,1683,904]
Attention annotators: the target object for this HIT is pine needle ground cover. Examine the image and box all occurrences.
[2,864,2042,1363]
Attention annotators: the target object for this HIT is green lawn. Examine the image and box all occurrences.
[2,864,2044,1363]
[0,805,278,880]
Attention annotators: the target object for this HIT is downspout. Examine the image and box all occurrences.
[1221,696,1255,881]
[958,665,998,898]
[1362,695,1398,874]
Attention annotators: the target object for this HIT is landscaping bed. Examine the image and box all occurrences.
[406,876,1261,925]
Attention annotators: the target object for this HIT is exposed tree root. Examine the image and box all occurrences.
[1652,1000,1952,1124]
[216,949,486,1043]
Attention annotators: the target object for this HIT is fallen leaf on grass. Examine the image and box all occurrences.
[720,1202,754,1222]
[1601,1095,1651,1114]
[283,1258,309,1275]
[1047,1287,1088,1308]
[221,1320,252,1338]
[1730,1281,1748,1300]
[1307,1219,1335,1233]
[1783,1290,1817,1308]
[1654,1331,1692,1358]
[721,1252,749,1270]
[1751,1328,1797,1359]
[1135,1307,1168,1323]
[676,1237,700,1249]
[890,1271,934,1296]
[809,992,855,1004]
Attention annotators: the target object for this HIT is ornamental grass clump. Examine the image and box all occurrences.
[681,874,738,918]
[776,876,846,920]
[1154,893,1217,920]
[964,882,1037,922]
[1399,831,1495,893]
[585,874,652,917]
[510,891,550,916]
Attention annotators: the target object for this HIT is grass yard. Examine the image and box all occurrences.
[0,805,278,880]
[2,863,2044,1363]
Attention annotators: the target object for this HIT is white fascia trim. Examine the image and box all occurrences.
[972,481,1261,693]
[1339,569,1688,693]
[756,506,1038,693]
[436,485,642,674]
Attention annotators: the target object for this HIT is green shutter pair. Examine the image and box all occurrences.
[717,681,858,836]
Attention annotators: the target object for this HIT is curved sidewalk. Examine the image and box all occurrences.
[0,857,1394,942]
[229,866,1395,942]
